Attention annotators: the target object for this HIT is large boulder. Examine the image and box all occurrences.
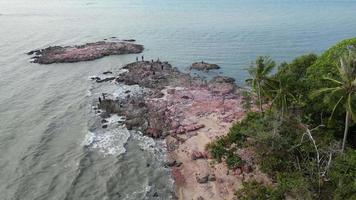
[190,61,220,71]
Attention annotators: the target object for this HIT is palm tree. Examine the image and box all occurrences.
[311,50,356,153]
[246,56,276,112]
[269,79,296,118]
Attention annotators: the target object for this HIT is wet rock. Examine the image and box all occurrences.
[209,76,235,84]
[125,117,145,130]
[99,99,120,113]
[123,39,136,42]
[90,76,101,81]
[99,112,111,118]
[29,41,144,64]
[96,77,115,83]
[103,71,112,75]
[190,61,220,71]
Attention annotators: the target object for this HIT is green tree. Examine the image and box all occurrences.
[311,50,356,153]
[269,79,296,118]
[246,56,276,112]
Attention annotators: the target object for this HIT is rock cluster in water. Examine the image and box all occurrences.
[190,61,220,71]
[28,41,143,64]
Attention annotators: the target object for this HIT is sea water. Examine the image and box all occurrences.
[1,0,356,199]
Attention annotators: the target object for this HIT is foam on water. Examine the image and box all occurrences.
[83,128,130,156]
[131,131,168,162]
[112,84,148,100]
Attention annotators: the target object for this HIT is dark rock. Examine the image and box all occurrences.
[99,112,110,118]
[209,76,235,84]
[96,77,115,83]
[102,124,108,129]
[190,61,220,71]
[123,39,136,42]
[103,71,112,75]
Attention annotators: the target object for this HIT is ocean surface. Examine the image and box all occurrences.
[0,0,356,199]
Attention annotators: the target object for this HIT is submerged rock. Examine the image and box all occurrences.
[28,41,144,64]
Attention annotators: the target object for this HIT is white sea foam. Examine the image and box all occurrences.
[131,131,155,151]
[104,114,126,125]
[82,131,95,147]
[113,84,148,100]
[83,128,130,156]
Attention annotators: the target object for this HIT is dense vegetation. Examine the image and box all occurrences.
[207,38,356,199]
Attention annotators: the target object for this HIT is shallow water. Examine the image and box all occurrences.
[0,0,356,199]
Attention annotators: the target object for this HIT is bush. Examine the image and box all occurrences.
[329,150,356,200]
[225,151,243,169]
[235,180,282,200]
[206,139,228,162]
[275,172,313,200]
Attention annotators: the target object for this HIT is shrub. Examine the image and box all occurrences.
[235,180,282,200]
[275,172,313,200]
[225,151,243,169]
[206,139,228,162]
[329,150,356,200]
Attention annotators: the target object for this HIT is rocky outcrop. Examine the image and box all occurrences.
[190,61,220,71]
[91,59,255,199]
[28,41,143,64]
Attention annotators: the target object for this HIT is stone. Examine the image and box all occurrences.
[190,61,220,71]
[208,174,216,181]
[196,174,209,184]
[96,77,115,83]
[191,151,208,160]
[103,71,113,75]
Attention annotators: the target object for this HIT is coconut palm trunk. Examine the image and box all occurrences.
[341,111,350,153]
[257,82,263,112]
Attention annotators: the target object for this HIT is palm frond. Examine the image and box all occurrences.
[328,96,344,121]
[322,76,342,86]
[310,87,341,99]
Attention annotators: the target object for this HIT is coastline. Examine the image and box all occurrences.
[89,59,269,199]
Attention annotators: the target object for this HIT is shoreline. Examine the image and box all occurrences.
[89,59,268,199]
